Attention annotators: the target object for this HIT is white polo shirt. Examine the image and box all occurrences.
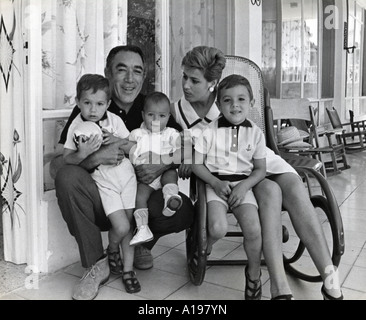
[64,111,130,151]
[194,116,266,179]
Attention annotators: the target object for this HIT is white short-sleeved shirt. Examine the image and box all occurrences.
[195,117,266,178]
[64,111,130,151]
[173,98,297,176]
[129,123,181,166]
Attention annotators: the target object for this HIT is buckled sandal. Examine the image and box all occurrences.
[321,285,344,300]
[107,247,123,275]
[271,294,294,300]
[244,266,262,300]
[122,271,141,294]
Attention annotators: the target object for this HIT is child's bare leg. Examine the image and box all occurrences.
[107,209,131,274]
[120,209,141,293]
[108,210,131,252]
[233,204,262,280]
[233,204,262,300]
[161,169,182,216]
[120,209,135,272]
[207,201,228,253]
[136,183,154,209]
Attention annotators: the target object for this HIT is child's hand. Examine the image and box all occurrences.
[228,182,249,209]
[102,129,119,145]
[78,134,102,157]
[212,180,233,201]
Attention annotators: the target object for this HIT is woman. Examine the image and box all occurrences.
[171,46,343,300]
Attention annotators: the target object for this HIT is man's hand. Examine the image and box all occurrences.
[178,164,192,180]
[79,140,125,170]
[134,163,171,184]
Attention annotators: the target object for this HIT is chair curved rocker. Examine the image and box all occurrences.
[186,56,345,286]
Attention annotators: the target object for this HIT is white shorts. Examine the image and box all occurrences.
[205,181,258,210]
[92,159,137,215]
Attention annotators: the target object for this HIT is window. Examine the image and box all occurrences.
[281,0,318,99]
[262,0,335,100]
[346,0,365,116]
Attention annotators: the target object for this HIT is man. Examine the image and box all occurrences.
[54,45,194,300]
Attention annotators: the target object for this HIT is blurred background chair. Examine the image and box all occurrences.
[326,107,366,153]
[271,99,349,178]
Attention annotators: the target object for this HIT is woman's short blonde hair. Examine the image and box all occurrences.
[182,46,226,83]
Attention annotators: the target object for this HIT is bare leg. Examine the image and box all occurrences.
[119,209,135,272]
[207,201,228,253]
[272,173,342,298]
[136,183,155,209]
[108,210,131,253]
[233,204,262,281]
[254,179,292,298]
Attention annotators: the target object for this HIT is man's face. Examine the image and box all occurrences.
[105,50,146,107]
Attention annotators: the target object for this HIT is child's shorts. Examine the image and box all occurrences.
[205,181,258,211]
[92,159,137,216]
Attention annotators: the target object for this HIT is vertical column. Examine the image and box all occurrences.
[234,0,263,66]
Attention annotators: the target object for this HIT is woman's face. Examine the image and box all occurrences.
[182,66,215,104]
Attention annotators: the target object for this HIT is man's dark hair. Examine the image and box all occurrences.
[76,74,111,100]
[106,45,145,72]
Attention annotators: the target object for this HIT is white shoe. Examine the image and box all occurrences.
[130,225,154,246]
[163,195,183,217]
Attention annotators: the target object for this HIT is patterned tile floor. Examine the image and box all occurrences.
[1,152,366,300]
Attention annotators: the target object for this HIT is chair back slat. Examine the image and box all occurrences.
[326,107,343,129]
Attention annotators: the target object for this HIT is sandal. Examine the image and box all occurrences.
[107,247,123,275]
[122,271,141,294]
[271,294,294,300]
[321,285,344,300]
[244,266,262,300]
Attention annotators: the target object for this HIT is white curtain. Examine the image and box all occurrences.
[169,0,229,103]
[41,0,128,190]
[41,0,128,111]
[0,0,27,264]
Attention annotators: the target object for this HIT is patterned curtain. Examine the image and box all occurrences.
[0,0,27,264]
[42,0,128,111]
[42,0,128,190]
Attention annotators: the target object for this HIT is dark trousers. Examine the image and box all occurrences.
[55,165,194,268]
